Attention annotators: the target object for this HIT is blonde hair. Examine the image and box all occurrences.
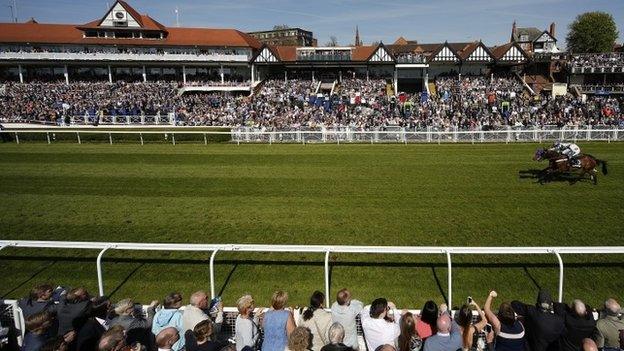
[237,295,254,314]
[271,290,289,310]
[114,298,134,315]
[288,327,311,351]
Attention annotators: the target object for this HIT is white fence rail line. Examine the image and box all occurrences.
[1,128,623,144]
[2,240,624,310]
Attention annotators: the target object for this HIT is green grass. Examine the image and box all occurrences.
[0,142,622,309]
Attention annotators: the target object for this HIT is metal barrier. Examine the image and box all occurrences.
[2,241,624,311]
[0,127,623,144]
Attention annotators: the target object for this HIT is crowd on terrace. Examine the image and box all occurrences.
[5,284,624,351]
[568,53,624,69]
[0,76,623,130]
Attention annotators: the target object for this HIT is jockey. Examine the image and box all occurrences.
[551,141,582,167]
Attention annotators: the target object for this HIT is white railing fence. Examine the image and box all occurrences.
[2,241,624,310]
[1,241,622,348]
[1,127,623,144]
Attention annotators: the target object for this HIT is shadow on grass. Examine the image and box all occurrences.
[2,255,621,299]
[0,260,57,298]
[107,263,145,299]
[518,169,592,185]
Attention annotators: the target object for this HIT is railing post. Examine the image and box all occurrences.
[140,133,144,146]
[97,246,114,297]
[551,250,564,303]
[324,250,331,308]
[209,249,219,299]
[446,250,452,308]
[172,133,176,146]
[46,132,51,144]
[77,132,81,145]
[109,133,113,145]
[15,132,19,144]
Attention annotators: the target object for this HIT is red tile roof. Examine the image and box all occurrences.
[0,22,261,48]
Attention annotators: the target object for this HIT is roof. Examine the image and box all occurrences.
[489,41,528,60]
[78,14,167,32]
[513,27,542,42]
[351,46,378,61]
[0,22,261,48]
[0,0,261,49]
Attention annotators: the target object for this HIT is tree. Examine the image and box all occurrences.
[566,11,618,53]
[325,36,338,47]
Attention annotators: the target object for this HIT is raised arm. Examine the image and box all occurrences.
[470,300,488,332]
[484,291,501,333]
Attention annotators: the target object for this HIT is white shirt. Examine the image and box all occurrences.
[235,315,259,351]
[360,306,400,351]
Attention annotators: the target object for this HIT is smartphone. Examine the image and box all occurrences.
[467,296,473,304]
[485,323,492,333]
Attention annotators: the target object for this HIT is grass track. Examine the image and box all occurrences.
[0,142,622,308]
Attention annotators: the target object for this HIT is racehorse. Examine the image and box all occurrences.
[533,148,608,185]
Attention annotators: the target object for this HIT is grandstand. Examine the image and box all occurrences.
[0,2,624,351]
[0,1,622,130]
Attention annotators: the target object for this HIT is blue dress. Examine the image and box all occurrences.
[261,309,289,351]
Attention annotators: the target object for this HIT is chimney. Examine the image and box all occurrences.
[549,22,556,38]
[511,21,517,42]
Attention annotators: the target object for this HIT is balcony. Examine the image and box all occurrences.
[0,51,250,63]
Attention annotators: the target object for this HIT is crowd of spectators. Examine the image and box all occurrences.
[0,46,248,57]
[569,53,624,69]
[7,283,624,351]
[1,76,623,130]
[419,75,624,130]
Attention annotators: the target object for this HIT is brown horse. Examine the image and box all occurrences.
[533,148,608,185]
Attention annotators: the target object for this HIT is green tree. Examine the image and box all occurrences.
[566,11,618,53]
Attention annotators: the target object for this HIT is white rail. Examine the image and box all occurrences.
[1,240,623,309]
[1,127,622,144]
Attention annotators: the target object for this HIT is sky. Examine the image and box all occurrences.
[4,0,623,47]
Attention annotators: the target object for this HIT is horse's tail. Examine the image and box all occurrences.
[597,159,608,175]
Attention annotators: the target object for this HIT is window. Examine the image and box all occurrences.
[520,34,529,42]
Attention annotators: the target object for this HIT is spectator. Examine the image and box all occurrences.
[156,327,180,351]
[422,314,462,351]
[97,325,126,351]
[185,319,222,351]
[183,291,211,332]
[110,298,158,332]
[553,299,596,351]
[320,323,354,351]
[594,298,624,350]
[375,346,396,351]
[18,284,56,319]
[360,298,400,351]
[299,291,332,351]
[261,290,296,351]
[483,291,525,351]
[582,338,599,351]
[455,301,488,351]
[511,289,564,351]
[152,292,185,351]
[22,310,54,351]
[331,288,363,350]
[397,312,421,351]
[75,296,111,351]
[415,301,438,341]
[234,294,260,351]
[109,298,158,349]
[287,326,313,351]
[56,287,91,339]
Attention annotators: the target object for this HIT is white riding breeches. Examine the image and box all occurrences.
[562,145,581,157]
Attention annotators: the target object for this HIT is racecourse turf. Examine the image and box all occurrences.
[0,141,622,309]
